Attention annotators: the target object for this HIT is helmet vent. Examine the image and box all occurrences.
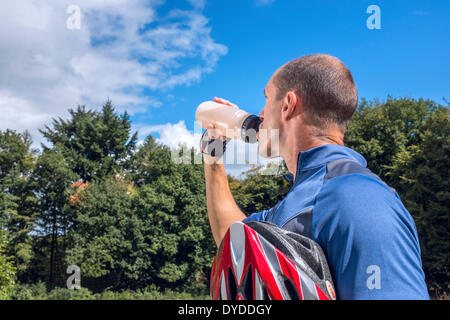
[262,287,270,300]
[243,266,253,300]
[227,267,237,300]
[282,276,300,300]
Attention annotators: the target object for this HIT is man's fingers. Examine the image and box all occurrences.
[206,124,217,140]
[206,97,237,140]
[206,124,218,139]
[213,97,227,103]
[213,97,238,108]
[213,97,230,105]
[206,128,227,141]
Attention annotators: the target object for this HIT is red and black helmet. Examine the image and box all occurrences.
[210,220,336,300]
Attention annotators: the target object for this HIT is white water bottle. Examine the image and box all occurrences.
[195,101,261,143]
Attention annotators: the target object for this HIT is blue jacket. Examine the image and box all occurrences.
[243,144,429,300]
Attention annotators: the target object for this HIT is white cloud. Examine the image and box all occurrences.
[0,0,227,147]
[136,120,202,150]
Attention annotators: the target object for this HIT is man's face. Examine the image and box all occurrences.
[258,75,282,158]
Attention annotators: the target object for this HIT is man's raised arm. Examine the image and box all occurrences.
[203,154,246,247]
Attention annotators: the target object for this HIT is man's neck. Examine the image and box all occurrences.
[283,128,344,182]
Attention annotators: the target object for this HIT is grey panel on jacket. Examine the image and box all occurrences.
[324,158,396,193]
[282,208,312,238]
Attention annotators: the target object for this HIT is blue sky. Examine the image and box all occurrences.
[0,0,448,176]
[135,0,449,135]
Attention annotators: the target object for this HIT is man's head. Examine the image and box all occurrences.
[258,54,358,159]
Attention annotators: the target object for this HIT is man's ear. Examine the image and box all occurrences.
[281,91,299,121]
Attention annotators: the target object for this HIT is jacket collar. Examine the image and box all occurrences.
[283,144,367,183]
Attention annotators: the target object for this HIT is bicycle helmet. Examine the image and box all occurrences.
[210,220,336,300]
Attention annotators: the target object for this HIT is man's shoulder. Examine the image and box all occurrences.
[322,170,393,197]
[320,158,396,198]
[312,161,403,231]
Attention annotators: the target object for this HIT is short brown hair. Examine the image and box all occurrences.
[273,54,358,131]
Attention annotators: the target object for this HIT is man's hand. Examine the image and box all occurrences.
[199,125,230,160]
[200,97,238,162]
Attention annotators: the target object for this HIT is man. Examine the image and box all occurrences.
[201,54,429,300]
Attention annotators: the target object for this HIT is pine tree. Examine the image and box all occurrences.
[33,150,78,288]
[39,100,137,181]
[0,130,38,280]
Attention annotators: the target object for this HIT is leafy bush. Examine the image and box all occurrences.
[10,282,210,300]
[11,281,48,300]
[47,287,94,300]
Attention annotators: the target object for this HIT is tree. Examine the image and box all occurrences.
[33,150,78,288]
[0,130,38,280]
[345,97,434,183]
[66,139,216,294]
[229,163,291,216]
[40,100,137,182]
[33,100,138,288]
[128,135,175,187]
[133,142,216,293]
[383,104,449,295]
[0,230,16,299]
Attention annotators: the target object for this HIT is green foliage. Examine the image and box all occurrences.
[11,282,92,300]
[95,284,208,300]
[130,138,216,293]
[9,282,209,300]
[10,281,47,300]
[66,178,135,282]
[47,287,94,300]
[0,230,16,299]
[385,105,449,295]
[229,163,291,215]
[39,100,137,181]
[0,129,38,280]
[64,135,215,294]
[345,97,436,182]
[33,149,79,288]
